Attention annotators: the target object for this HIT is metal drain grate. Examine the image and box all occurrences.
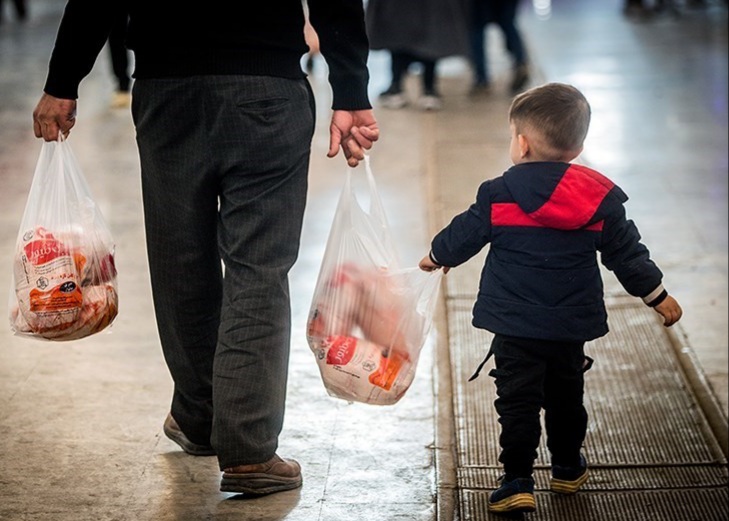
[445,292,728,520]
[460,488,729,521]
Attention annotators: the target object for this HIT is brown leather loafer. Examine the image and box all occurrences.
[221,454,302,495]
[162,413,216,456]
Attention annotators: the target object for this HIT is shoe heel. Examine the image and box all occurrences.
[550,469,589,494]
[488,492,536,513]
[221,473,302,495]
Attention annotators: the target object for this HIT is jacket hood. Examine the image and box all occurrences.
[503,162,627,230]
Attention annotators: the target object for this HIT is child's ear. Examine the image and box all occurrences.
[518,134,529,158]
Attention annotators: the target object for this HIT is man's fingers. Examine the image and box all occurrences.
[345,139,366,167]
[662,310,680,327]
[44,122,60,142]
[327,131,340,158]
[670,308,682,326]
[350,127,375,150]
[346,137,365,158]
[352,127,380,150]
[32,94,77,141]
[38,121,55,142]
[352,126,380,146]
[327,111,379,166]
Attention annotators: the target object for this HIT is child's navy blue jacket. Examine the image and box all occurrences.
[430,161,664,342]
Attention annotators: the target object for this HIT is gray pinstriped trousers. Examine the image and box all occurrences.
[131,75,315,469]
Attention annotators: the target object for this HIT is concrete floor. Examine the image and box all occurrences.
[0,0,726,520]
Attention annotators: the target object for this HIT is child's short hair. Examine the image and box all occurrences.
[509,83,591,157]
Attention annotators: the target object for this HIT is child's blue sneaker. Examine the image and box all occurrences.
[487,476,536,514]
[550,454,589,494]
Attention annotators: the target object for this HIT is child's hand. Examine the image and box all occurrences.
[654,295,682,327]
[419,255,449,274]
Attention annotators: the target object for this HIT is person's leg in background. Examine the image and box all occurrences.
[379,50,413,109]
[469,0,492,93]
[493,0,530,93]
[303,1,320,72]
[623,0,651,17]
[0,0,27,23]
[417,57,443,111]
[108,8,131,108]
[12,0,26,20]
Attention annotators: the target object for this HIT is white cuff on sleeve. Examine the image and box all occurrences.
[642,284,666,305]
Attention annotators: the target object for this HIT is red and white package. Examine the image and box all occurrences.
[13,227,83,333]
[12,226,118,340]
[9,138,119,341]
[307,158,441,405]
[313,335,416,405]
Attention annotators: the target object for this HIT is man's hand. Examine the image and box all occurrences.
[33,93,77,141]
[654,295,683,327]
[328,109,379,167]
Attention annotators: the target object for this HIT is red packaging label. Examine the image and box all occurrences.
[24,237,71,266]
[325,335,357,366]
[369,351,408,391]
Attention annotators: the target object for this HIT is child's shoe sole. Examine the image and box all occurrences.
[550,469,589,494]
[487,492,536,513]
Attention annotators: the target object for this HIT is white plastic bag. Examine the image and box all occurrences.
[307,156,441,405]
[9,136,118,341]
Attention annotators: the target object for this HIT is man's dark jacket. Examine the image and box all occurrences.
[44,0,371,111]
[430,162,664,342]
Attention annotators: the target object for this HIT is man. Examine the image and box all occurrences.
[33,0,378,496]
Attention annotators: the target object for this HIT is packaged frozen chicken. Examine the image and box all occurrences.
[313,335,416,406]
[307,157,441,405]
[9,137,118,341]
[12,226,118,340]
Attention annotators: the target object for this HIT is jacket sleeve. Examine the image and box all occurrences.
[598,203,664,300]
[307,0,371,110]
[431,181,492,268]
[44,0,116,99]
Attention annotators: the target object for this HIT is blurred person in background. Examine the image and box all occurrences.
[107,5,131,108]
[366,0,470,111]
[469,0,530,95]
[303,1,320,72]
[0,0,27,23]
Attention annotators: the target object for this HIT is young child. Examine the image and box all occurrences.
[419,83,682,515]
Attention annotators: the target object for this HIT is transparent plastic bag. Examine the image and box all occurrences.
[8,136,118,341]
[307,156,441,405]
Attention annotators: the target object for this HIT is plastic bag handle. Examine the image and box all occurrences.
[344,154,389,228]
[335,154,398,268]
[363,155,390,228]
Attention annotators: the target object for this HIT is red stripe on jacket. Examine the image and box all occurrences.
[492,203,604,231]
[529,164,614,229]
